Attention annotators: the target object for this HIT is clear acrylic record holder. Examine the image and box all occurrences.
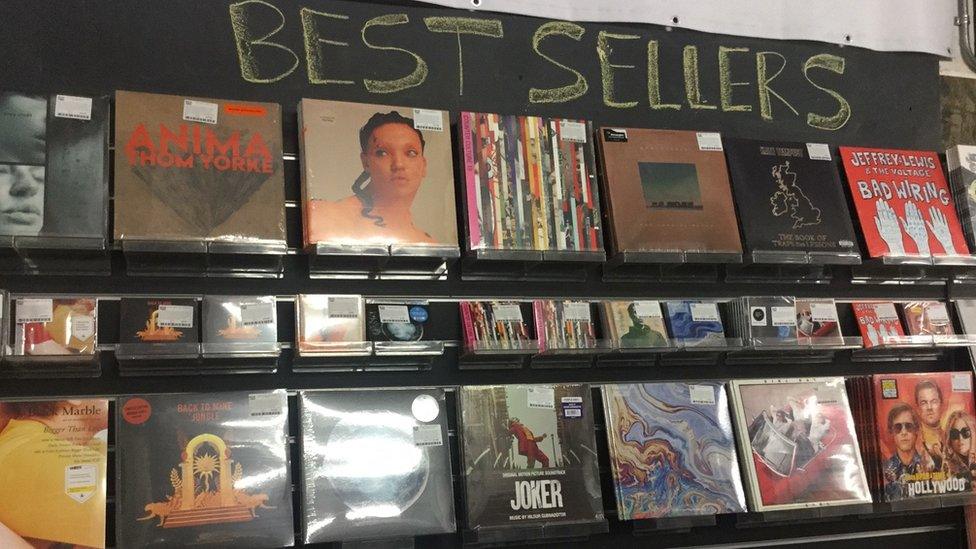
[200,341,281,372]
[0,235,111,275]
[308,242,459,280]
[734,502,874,527]
[461,248,605,282]
[114,341,202,376]
[631,514,717,534]
[602,250,742,283]
[849,334,976,362]
[530,340,610,369]
[462,517,609,546]
[338,537,416,549]
[725,250,861,284]
[121,239,286,278]
[879,492,976,512]
[594,339,676,368]
[850,254,976,285]
[726,336,863,365]
[457,339,540,370]
[292,340,448,372]
[1,351,102,378]
[658,337,745,366]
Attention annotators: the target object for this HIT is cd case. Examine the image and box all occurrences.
[202,296,278,345]
[600,301,669,349]
[296,294,366,354]
[12,297,97,355]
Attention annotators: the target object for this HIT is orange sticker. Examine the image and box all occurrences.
[122,397,151,425]
[224,103,267,117]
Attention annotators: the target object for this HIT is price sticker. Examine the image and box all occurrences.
[54,95,92,120]
[182,99,218,124]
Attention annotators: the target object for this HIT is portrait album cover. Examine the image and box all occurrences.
[902,301,954,337]
[459,300,532,351]
[298,388,455,543]
[0,92,109,242]
[119,297,200,346]
[13,297,97,355]
[852,302,906,348]
[0,398,108,548]
[115,391,294,548]
[296,294,365,354]
[114,90,285,246]
[794,298,843,344]
[600,300,669,348]
[202,295,277,344]
[299,99,457,251]
[602,382,746,520]
[596,127,741,255]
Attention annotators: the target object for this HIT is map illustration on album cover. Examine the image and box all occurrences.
[603,383,746,520]
[596,128,742,255]
[600,301,668,348]
[460,112,603,254]
[299,388,456,543]
[296,294,365,354]
[724,139,858,255]
[113,90,285,246]
[947,145,976,250]
[852,302,905,348]
[872,373,976,501]
[664,301,726,345]
[13,297,97,356]
[0,399,108,548]
[119,297,200,345]
[729,378,871,511]
[840,147,969,258]
[299,99,458,250]
[0,92,109,241]
[366,302,429,342]
[460,301,533,351]
[116,391,294,548]
[459,384,605,533]
[202,296,277,344]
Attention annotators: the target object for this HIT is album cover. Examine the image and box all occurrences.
[13,297,97,355]
[116,391,294,548]
[902,301,954,336]
[600,300,669,348]
[364,301,430,342]
[299,99,457,250]
[729,378,871,511]
[113,90,285,245]
[840,147,969,258]
[852,302,906,348]
[596,128,742,254]
[871,373,976,501]
[299,388,455,543]
[603,383,746,520]
[0,399,108,548]
[0,92,109,241]
[795,299,842,344]
[459,384,605,533]
[724,138,858,256]
[664,301,726,345]
[202,296,277,344]
[459,301,532,351]
[532,300,597,352]
[946,145,976,249]
[957,300,976,366]
[459,112,603,253]
[119,298,200,345]
[735,296,797,342]
[296,294,365,353]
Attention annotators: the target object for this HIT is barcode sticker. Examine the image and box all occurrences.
[65,464,96,503]
[926,303,950,324]
[183,99,218,124]
[875,303,899,321]
[809,302,837,323]
[696,132,723,151]
[690,384,716,405]
[559,120,587,143]
[248,393,282,417]
[378,305,411,323]
[241,301,275,326]
[412,108,444,132]
[70,315,95,341]
[156,305,194,329]
[54,95,92,121]
[327,297,360,319]
[634,300,662,318]
[563,301,591,322]
[16,298,53,324]
[690,302,721,322]
[413,424,444,447]
[527,387,555,409]
[806,143,832,161]
[952,373,973,392]
[771,306,796,327]
[492,303,523,322]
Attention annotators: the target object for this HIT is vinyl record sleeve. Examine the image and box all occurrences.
[852,302,906,348]
[299,99,458,250]
[202,296,277,344]
[729,378,871,511]
[596,128,742,254]
[459,384,605,533]
[840,147,969,258]
[113,90,285,245]
[296,294,365,353]
[116,391,294,548]
[664,301,726,344]
[794,298,842,343]
[602,383,746,520]
[0,399,108,548]
[119,297,200,345]
[724,138,858,255]
[299,388,456,543]
[0,92,109,241]
[13,297,97,355]
[872,372,976,501]
[946,145,976,250]
[365,302,430,342]
[600,300,668,348]
[957,300,976,367]
[902,301,954,336]
[459,301,532,351]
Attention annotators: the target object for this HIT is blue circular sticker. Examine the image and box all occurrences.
[409,306,428,323]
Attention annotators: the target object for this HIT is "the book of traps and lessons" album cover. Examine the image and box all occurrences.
[299,388,456,543]
[459,384,605,535]
[116,391,294,548]
[113,91,285,246]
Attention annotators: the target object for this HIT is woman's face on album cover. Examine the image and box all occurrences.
[360,122,426,202]
[0,164,44,235]
[950,416,973,456]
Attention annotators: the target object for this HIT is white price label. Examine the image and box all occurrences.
[561,396,583,418]
[248,392,283,417]
[806,143,832,161]
[156,304,194,329]
[491,303,523,322]
[690,302,721,322]
[65,464,97,503]
[327,296,360,319]
[241,301,275,326]
[690,384,716,405]
[413,424,444,447]
[952,373,973,392]
[634,300,663,318]
[926,303,950,324]
[70,315,95,341]
[771,306,796,327]
[182,99,218,124]
[16,298,53,324]
[809,302,838,323]
[54,95,92,121]
[378,305,411,323]
[696,132,723,151]
[874,303,899,321]
[527,387,555,409]
[559,120,587,143]
[412,108,444,132]
[563,301,591,322]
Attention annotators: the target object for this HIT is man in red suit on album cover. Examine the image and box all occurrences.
[507,418,550,468]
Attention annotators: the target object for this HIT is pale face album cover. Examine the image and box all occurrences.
[14,297,97,355]
[730,378,871,511]
[0,399,108,549]
[0,92,109,241]
[299,388,455,543]
[116,391,294,548]
[602,383,746,520]
[459,384,605,532]
[113,90,285,245]
[872,373,976,501]
[299,99,457,250]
